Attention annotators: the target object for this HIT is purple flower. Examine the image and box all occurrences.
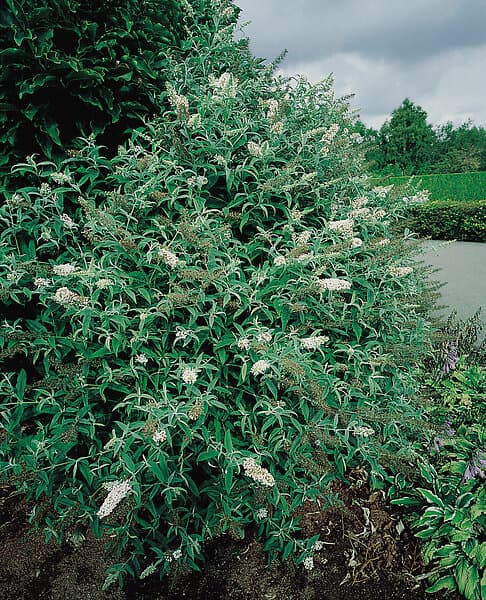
[444,417,455,437]
[442,342,458,375]
[432,437,445,453]
[477,455,486,468]
[461,451,486,483]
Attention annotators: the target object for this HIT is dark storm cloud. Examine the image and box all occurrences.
[237,0,486,65]
[235,0,486,127]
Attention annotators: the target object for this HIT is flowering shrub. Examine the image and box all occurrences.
[0,0,432,586]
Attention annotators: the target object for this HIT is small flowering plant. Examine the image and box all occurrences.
[391,328,486,600]
[0,0,432,586]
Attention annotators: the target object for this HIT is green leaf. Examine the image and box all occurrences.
[417,461,436,484]
[390,496,421,506]
[417,488,444,507]
[426,575,456,593]
[456,558,479,600]
[15,369,27,401]
[224,429,233,453]
[415,526,436,539]
[224,465,234,494]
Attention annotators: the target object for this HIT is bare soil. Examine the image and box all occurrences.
[0,471,461,600]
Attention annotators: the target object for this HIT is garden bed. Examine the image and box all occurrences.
[0,472,460,600]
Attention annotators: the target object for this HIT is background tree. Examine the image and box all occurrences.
[434,120,486,173]
[353,119,384,172]
[378,98,438,175]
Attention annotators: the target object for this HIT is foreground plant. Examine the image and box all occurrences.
[0,0,432,586]
[392,315,485,600]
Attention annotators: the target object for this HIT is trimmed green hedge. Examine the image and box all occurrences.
[405,199,486,241]
[372,171,486,202]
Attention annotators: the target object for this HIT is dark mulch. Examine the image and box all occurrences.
[0,471,462,600]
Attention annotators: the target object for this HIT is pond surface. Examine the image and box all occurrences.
[419,240,486,327]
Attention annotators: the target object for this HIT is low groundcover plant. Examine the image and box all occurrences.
[0,0,433,587]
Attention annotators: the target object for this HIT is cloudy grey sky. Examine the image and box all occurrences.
[235,0,486,129]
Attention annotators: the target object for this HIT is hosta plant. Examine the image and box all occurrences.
[392,329,485,600]
[0,0,433,586]
[392,451,485,600]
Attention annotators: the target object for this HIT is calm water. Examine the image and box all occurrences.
[419,240,485,328]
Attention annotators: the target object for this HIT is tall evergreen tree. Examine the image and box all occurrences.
[378,98,437,175]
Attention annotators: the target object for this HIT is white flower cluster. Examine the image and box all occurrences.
[153,429,167,444]
[317,278,352,292]
[135,353,148,365]
[97,480,131,519]
[34,277,50,288]
[247,141,263,157]
[182,366,200,384]
[300,335,329,350]
[320,123,339,156]
[187,113,202,129]
[166,83,189,119]
[373,185,391,199]
[51,172,73,185]
[237,337,251,350]
[208,72,238,100]
[158,248,179,269]
[60,213,76,229]
[266,99,284,134]
[221,5,235,18]
[266,98,279,121]
[290,209,304,222]
[352,196,368,209]
[350,237,363,248]
[350,206,372,219]
[293,230,312,245]
[242,457,275,487]
[328,218,354,237]
[353,425,375,437]
[257,331,272,344]
[6,193,24,207]
[165,548,183,563]
[40,182,52,196]
[52,263,76,276]
[256,508,268,519]
[274,255,286,266]
[54,287,87,306]
[175,328,191,343]
[322,123,340,143]
[251,359,270,376]
[188,175,208,187]
[96,278,113,289]
[311,540,324,552]
[373,209,387,219]
[303,556,314,571]
[296,253,313,262]
[413,189,430,203]
[378,238,390,246]
[389,266,413,277]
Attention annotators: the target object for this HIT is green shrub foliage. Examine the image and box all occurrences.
[0,1,432,584]
[405,199,486,242]
[0,0,188,185]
